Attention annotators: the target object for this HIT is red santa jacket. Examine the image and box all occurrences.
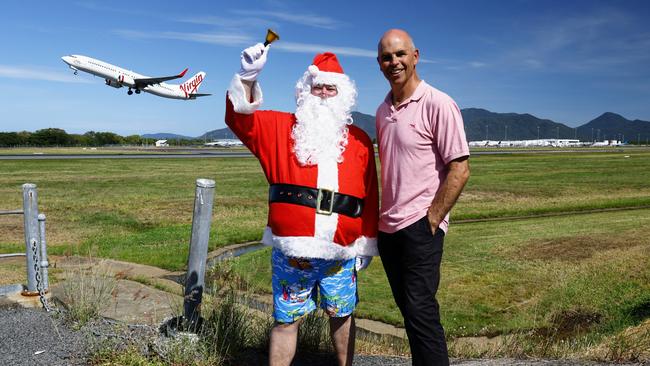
[225,75,378,260]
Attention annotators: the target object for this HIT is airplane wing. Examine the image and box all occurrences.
[187,93,211,100]
[133,68,188,88]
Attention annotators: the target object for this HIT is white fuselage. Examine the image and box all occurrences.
[61,55,203,100]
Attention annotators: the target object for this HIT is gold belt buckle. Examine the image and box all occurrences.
[315,188,335,215]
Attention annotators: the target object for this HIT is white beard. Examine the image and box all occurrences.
[292,93,352,166]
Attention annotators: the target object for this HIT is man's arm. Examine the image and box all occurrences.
[427,156,470,232]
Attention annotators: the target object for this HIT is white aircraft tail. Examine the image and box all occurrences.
[177,72,209,98]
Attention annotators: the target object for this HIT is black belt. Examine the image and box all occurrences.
[269,183,364,218]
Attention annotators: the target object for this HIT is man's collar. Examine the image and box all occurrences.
[385,80,426,108]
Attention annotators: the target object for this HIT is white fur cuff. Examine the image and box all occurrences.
[262,227,378,259]
[352,236,379,257]
[227,74,263,114]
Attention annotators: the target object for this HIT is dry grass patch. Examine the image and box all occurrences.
[587,319,650,363]
[459,191,520,203]
[0,257,26,286]
[514,232,644,262]
[356,332,411,357]
[537,307,603,339]
[0,215,23,244]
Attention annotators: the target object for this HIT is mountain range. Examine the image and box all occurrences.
[144,110,650,143]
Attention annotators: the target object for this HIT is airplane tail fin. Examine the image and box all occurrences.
[178,72,209,98]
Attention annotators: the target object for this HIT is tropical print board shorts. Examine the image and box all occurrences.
[271,248,358,323]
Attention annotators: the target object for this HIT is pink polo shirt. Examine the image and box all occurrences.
[376,80,469,234]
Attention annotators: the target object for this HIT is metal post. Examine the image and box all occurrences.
[38,213,49,291]
[183,178,215,331]
[22,183,39,294]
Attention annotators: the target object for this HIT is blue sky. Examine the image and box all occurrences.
[1,0,649,136]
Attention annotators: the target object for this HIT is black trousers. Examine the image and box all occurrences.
[378,216,448,366]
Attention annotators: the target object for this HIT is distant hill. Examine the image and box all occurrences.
[462,108,576,141]
[198,128,236,140]
[351,111,376,139]
[579,112,650,142]
[462,109,650,142]
[183,110,650,143]
[141,133,195,140]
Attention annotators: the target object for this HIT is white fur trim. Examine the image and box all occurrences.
[313,71,350,88]
[314,157,339,243]
[308,65,319,77]
[227,74,263,114]
[352,236,379,256]
[263,227,378,259]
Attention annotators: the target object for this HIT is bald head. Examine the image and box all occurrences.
[378,29,416,54]
[377,29,420,95]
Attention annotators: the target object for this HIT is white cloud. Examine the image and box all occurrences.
[419,58,437,64]
[0,65,90,83]
[273,41,375,58]
[113,29,252,46]
[506,9,649,71]
[115,29,378,59]
[231,10,343,30]
[176,15,277,29]
[523,59,543,69]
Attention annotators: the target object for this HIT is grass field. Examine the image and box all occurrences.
[224,208,650,326]
[1,149,649,359]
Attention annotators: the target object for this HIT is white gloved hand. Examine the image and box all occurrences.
[238,43,270,81]
[355,256,373,271]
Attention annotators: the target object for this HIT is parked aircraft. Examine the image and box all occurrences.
[204,139,244,147]
[61,54,210,100]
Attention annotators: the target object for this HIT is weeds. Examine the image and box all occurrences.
[296,310,333,353]
[60,258,117,327]
[199,287,263,362]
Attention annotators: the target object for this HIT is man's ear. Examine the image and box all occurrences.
[413,49,420,66]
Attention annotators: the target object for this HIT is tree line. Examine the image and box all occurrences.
[0,128,201,147]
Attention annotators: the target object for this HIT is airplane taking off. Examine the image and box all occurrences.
[61,55,210,100]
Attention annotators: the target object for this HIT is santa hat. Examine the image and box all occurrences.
[306,52,351,87]
[308,52,344,76]
[295,52,357,104]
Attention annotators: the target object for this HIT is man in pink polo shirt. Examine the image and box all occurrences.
[375,29,470,365]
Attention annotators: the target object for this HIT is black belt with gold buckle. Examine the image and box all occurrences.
[269,183,363,218]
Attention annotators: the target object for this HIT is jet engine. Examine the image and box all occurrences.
[105,79,123,88]
[116,74,135,87]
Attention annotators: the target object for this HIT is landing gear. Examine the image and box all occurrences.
[127,88,133,95]
[135,89,141,94]
[74,70,77,75]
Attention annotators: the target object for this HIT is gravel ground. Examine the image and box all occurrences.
[0,306,87,365]
[0,306,642,366]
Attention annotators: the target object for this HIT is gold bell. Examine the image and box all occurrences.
[264,29,280,46]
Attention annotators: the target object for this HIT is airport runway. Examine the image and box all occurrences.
[0,147,644,160]
[0,151,253,159]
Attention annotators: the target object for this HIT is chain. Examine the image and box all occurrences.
[30,239,53,312]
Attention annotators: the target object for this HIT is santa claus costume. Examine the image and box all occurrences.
[225,52,378,262]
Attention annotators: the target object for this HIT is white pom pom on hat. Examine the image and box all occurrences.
[308,65,319,77]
